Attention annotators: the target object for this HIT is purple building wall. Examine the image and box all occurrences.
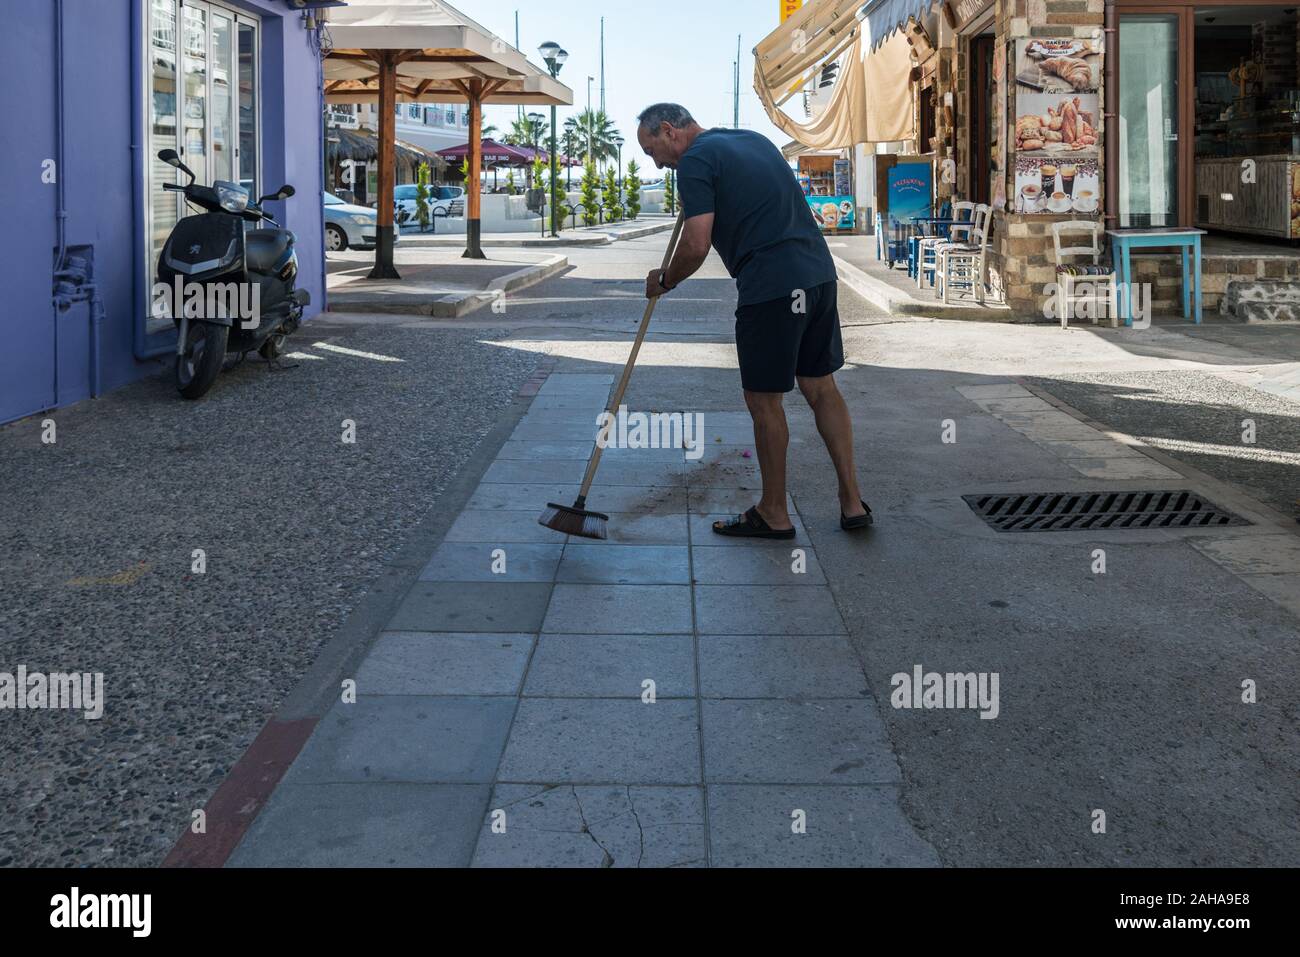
[0,0,325,424]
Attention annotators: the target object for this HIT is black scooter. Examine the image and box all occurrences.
[156,148,310,399]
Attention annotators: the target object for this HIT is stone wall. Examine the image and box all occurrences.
[991,0,1106,319]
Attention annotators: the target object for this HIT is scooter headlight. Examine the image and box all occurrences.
[217,183,250,213]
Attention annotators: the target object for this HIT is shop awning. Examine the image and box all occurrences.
[859,0,938,50]
[754,16,916,151]
[321,0,572,107]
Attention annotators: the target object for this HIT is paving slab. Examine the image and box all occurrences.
[444,509,573,543]
[694,585,848,635]
[543,584,693,634]
[356,632,534,696]
[523,634,696,698]
[1236,573,1300,620]
[417,542,563,582]
[707,785,939,867]
[691,545,825,585]
[497,699,701,784]
[688,489,797,514]
[1067,458,1180,479]
[568,512,691,545]
[495,441,594,460]
[1190,533,1300,576]
[387,581,552,632]
[955,384,1033,400]
[702,699,900,784]
[557,544,691,585]
[283,696,516,784]
[697,635,869,698]
[470,483,688,513]
[229,783,489,867]
[483,459,589,485]
[472,784,706,868]
[1032,439,1145,459]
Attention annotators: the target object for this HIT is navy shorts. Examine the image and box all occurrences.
[734,280,844,393]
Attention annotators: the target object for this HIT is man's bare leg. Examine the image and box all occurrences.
[797,374,867,517]
[743,389,795,530]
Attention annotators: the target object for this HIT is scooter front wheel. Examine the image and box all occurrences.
[176,320,229,399]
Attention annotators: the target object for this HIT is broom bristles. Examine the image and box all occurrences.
[538,502,609,540]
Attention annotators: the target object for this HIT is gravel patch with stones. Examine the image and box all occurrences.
[0,321,542,867]
[1025,369,1300,517]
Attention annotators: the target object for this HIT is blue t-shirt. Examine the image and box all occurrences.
[676,128,838,307]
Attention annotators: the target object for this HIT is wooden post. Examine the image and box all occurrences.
[369,50,400,279]
[464,78,485,259]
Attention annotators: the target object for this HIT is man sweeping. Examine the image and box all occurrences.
[636,103,872,538]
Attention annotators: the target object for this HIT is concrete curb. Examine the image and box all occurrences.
[327,254,569,319]
[398,218,675,249]
[832,253,1021,323]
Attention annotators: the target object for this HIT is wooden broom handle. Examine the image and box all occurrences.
[577,210,687,500]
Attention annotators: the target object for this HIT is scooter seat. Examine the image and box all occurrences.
[246,229,295,274]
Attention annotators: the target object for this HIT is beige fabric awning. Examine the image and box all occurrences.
[755,26,916,151]
[321,0,572,106]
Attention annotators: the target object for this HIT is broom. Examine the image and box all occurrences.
[539,210,687,540]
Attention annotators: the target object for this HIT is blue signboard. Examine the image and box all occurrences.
[886,162,933,229]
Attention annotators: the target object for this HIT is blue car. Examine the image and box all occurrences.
[323,191,401,251]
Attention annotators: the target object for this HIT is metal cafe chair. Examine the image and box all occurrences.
[917,201,972,289]
[1052,221,1118,329]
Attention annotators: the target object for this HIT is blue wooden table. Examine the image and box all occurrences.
[1105,227,1207,325]
[908,217,955,279]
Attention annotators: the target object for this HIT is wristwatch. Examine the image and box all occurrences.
[659,270,676,291]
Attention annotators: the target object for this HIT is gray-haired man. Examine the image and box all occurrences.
[636,102,871,538]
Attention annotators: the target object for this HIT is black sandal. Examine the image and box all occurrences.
[841,501,873,531]
[712,506,796,540]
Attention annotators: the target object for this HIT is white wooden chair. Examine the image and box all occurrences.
[938,204,991,304]
[918,201,974,290]
[1052,221,1117,329]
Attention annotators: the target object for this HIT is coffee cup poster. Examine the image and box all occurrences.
[1013,38,1102,215]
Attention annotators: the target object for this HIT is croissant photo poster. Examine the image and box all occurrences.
[1013,38,1102,214]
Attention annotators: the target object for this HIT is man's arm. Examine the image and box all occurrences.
[646,212,713,298]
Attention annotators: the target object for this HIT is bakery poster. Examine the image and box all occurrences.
[1292,163,1300,239]
[1014,156,1100,215]
[1015,38,1101,95]
[1014,38,1101,214]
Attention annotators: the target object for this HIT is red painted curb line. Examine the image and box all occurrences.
[161,717,318,868]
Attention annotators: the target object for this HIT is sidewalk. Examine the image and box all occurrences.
[326,246,568,317]
[178,320,1300,868]
[216,370,940,868]
[830,234,1015,322]
[398,213,676,249]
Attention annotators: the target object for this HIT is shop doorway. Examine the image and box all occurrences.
[968,32,995,206]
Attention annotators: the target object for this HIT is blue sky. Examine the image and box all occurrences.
[461,0,795,169]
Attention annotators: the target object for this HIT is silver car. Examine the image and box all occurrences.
[323,191,402,251]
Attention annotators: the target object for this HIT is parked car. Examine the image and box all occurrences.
[323,191,401,251]
[393,184,466,224]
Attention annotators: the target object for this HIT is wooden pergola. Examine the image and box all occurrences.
[321,0,572,276]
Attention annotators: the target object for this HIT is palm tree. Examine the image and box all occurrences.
[504,115,548,150]
[569,108,620,168]
[481,123,499,139]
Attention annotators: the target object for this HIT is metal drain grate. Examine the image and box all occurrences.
[962,490,1250,532]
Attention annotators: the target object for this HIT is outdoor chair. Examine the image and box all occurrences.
[1053,221,1118,329]
[936,204,991,303]
[918,201,973,290]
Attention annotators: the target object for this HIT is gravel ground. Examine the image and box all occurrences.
[0,320,542,867]
[1024,370,1300,517]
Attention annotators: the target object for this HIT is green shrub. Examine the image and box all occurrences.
[625,160,641,219]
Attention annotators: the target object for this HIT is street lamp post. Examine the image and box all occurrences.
[613,134,625,210]
[539,42,568,238]
[527,110,544,192]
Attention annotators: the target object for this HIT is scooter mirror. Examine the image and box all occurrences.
[158,149,196,183]
[259,185,295,204]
